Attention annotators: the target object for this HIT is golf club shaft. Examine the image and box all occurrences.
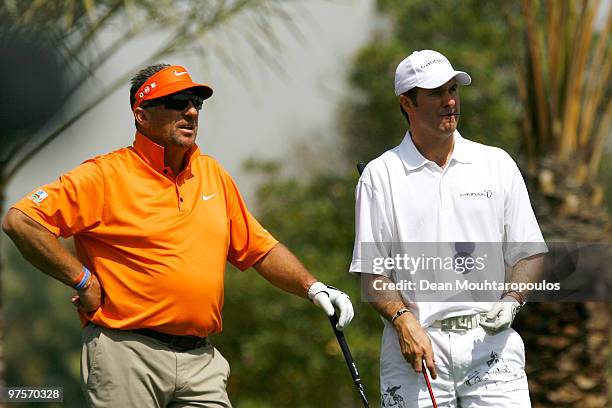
[350,161,370,406]
[422,361,438,408]
[329,314,369,407]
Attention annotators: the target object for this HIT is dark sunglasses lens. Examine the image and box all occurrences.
[164,95,203,111]
[191,96,203,110]
[164,98,189,110]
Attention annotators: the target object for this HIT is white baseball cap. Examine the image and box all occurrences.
[394,50,471,96]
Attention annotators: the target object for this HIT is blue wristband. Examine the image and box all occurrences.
[74,267,91,290]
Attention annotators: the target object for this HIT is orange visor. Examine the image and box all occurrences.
[132,65,213,111]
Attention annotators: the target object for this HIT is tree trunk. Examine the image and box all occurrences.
[517,303,610,408]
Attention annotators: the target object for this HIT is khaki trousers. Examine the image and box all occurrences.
[81,324,232,408]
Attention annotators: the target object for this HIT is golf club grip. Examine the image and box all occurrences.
[329,314,370,407]
[422,361,438,408]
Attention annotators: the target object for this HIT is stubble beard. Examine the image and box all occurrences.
[171,128,198,149]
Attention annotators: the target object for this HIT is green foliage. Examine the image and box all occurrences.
[3,242,85,407]
[216,171,383,406]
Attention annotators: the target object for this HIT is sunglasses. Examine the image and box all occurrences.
[143,93,204,111]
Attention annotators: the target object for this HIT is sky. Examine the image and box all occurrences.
[5,0,376,208]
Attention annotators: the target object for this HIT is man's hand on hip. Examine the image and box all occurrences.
[71,274,102,312]
[393,311,437,379]
[479,296,521,334]
[307,282,354,330]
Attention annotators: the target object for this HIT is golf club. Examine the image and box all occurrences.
[328,313,369,407]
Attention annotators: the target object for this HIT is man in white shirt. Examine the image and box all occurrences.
[350,50,547,407]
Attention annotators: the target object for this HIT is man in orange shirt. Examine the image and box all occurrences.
[2,64,354,407]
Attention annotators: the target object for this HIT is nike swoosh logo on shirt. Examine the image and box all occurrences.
[174,70,188,76]
[202,194,216,201]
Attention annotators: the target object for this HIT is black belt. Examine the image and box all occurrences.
[132,328,209,352]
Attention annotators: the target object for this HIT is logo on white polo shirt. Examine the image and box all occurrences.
[459,190,493,199]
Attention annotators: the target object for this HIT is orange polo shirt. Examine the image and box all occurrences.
[12,132,278,337]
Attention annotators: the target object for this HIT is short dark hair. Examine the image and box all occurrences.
[399,87,419,124]
[129,64,171,108]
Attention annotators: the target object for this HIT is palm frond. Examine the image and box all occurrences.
[522,0,550,149]
[578,7,611,151]
[507,0,609,180]
[588,99,611,179]
[1,0,308,182]
[559,0,598,159]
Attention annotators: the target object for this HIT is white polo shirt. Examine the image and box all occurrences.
[349,130,546,327]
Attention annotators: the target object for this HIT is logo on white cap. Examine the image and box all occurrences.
[394,50,471,96]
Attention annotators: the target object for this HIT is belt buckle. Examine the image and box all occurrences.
[440,315,473,331]
[440,318,455,331]
[456,315,470,330]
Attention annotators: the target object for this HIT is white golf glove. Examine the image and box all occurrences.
[307,282,354,330]
[479,296,522,334]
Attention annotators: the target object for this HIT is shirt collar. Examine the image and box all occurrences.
[133,132,200,175]
[398,129,471,171]
[398,131,428,171]
[449,130,471,164]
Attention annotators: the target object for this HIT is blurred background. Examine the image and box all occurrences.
[0,0,610,407]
